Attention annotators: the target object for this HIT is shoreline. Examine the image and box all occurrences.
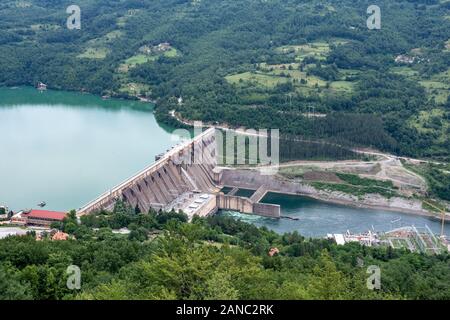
[298,191,449,222]
[220,168,450,222]
[266,181,449,221]
[167,111,450,222]
[3,86,449,223]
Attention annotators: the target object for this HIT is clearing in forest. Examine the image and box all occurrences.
[408,108,450,144]
[226,40,356,96]
[121,46,179,71]
[78,31,123,60]
[275,42,331,61]
[77,47,110,59]
[117,82,151,96]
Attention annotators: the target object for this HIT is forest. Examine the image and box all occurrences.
[0,0,449,160]
[1,203,449,300]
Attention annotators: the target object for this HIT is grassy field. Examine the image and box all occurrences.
[329,81,354,92]
[311,181,399,199]
[87,30,123,47]
[163,48,179,58]
[78,30,123,60]
[226,71,290,88]
[336,173,396,190]
[227,66,328,89]
[338,68,361,76]
[77,47,110,59]
[278,168,399,198]
[408,108,449,143]
[226,41,356,96]
[390,70,449,104]
[403,162,450,202]
[391,66,420,77]
[391,64,449,104]
[420,79,450,104]
[276,42,331,61]
[125,54,157,66]
[117,82,151,96]
[226,69,353,95]
[121,48,180,71]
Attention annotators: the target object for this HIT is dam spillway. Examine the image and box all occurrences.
[77,128,281,219]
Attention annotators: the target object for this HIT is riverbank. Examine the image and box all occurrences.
[298,190,449,222]
[2,86,155,110]
[220,167,449,222]
[221,193,450,237]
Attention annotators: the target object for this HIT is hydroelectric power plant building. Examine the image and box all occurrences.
[77,128,281,220]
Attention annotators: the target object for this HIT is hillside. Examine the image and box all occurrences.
[0,0,449,160]
[1,206,449,300]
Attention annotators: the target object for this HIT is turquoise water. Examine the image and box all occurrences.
[1,87,448,237]
[220,193,450,237]
[0,87,182,211]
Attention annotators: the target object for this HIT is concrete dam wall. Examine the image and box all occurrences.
[78,128,281,219]
[78,128,219,215]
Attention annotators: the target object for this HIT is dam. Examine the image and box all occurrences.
[77,128,281,219]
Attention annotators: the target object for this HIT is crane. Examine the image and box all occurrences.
[423,200,447,238]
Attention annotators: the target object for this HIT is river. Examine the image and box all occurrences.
[220,192,450,237]
[1,87,448,237]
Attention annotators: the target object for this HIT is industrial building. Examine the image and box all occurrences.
[11,209,67,227]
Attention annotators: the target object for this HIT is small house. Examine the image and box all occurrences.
[37,82,47,91]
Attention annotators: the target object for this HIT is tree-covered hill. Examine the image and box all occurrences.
[1,205,449,300]
[0,0,449,159]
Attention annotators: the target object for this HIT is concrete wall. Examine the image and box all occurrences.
[79,130,281,219]
[217,194,254,214]
[196,196,218,218]
[78,128,218,215]
[220,168,316,196]
[217,194,281,218]
[253,202,280,218]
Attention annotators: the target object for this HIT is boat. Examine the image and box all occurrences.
[0,205,8,216]
[37,82,47,91]
[391,218,402,224]
[37,201,46,208]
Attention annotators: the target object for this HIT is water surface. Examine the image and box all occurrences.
[0,87,179,211]
[221,192,450,237]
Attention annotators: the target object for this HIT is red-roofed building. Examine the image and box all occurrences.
[11,210,67,227]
